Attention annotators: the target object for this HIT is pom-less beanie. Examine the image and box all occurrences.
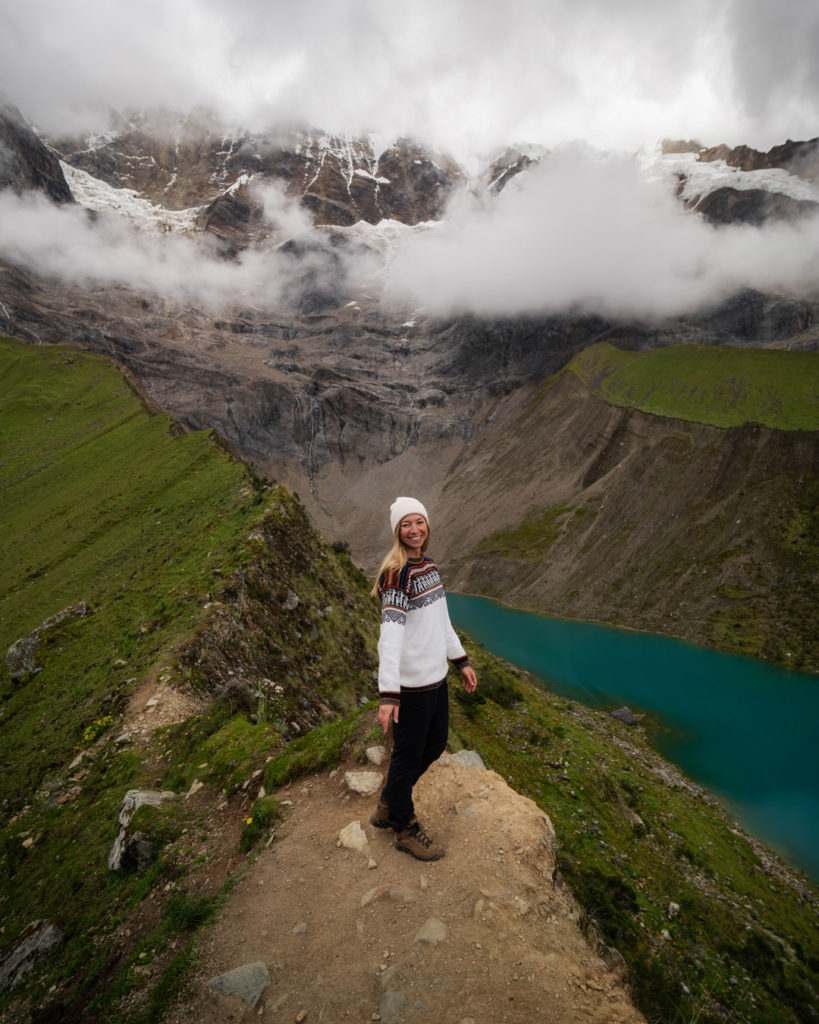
[390,496,429,534]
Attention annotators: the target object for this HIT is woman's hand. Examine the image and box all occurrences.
[460,665,477,693]
[378,701,399,733]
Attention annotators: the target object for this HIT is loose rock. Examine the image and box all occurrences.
[414,918,447,946]
[610,706,638,726]
[440,750,486,771]
[379,990,407,1024]
[344,770,383,797]
[207,961,270,1007]
[339,820,368,851]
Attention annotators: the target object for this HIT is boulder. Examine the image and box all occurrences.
[6,603,88,683]
[108,789,175,870]
[610,707,638,727]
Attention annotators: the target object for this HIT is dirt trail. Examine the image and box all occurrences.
[166,753,647,1024]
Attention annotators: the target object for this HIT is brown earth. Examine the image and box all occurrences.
[160,754,646,1024]
[108,678,645,1024]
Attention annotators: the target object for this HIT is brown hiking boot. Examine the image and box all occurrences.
[394,820,444,861]
[369,800,391,829]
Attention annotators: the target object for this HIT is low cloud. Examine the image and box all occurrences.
[1,146,817,322]
[379,147,819,319]
[0,187,318,309]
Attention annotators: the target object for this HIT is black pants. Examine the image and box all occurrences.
[382,679,448,831]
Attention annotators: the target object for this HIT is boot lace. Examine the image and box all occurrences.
[408,822,433,848]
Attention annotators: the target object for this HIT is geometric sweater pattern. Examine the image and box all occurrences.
[377,554,469,705]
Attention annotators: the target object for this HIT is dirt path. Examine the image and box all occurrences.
[166,752,646,1024]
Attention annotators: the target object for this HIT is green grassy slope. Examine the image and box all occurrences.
[0,339,266,808]
[567,342,819,430]
[0,338,379,1022]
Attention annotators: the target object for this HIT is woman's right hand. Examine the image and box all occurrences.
[378,702,399,733]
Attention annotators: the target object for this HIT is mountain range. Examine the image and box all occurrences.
[0,101,817,669]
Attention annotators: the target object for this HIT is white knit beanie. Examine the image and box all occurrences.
[390,496,429,534]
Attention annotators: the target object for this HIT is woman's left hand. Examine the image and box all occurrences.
[460,665,477,693]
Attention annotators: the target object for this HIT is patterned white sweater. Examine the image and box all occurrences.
[377,555,469,704]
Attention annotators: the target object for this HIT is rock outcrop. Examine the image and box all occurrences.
[0,104,72,203]
[49,112,464,249]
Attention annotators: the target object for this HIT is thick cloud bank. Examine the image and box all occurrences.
[381,148,819,319]
[1,146,818,319]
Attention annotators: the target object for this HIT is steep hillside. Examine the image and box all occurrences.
[1,340,817,1024]
[436,345,819,671]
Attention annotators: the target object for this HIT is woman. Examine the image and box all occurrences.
[370,496,477,860]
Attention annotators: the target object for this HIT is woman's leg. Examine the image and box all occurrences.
[382,684,443,830]
[413,681,449,785]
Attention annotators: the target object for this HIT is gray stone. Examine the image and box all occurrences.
[120,832,156,871]
[283,589,300,611]
[380,990,407,1024]
[610,706,638,726]
[441,749,486,771]
[365,745,386,766]
[6,603,87,683]
[207,961,270,1007]
[0,920,64,992]
[108,789,176,871]
[5,635,41,683]
[414,918,447,945]
[344,770,382,796]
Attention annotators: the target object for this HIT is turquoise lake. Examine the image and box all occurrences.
[448,593,819,883]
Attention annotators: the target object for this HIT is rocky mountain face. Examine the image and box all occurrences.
[0,104,817,666]
[50,110,463,255]
[0,103,72,203]
[661,136,819,224]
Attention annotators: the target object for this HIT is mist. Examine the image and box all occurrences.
[1,144,817,322]
[0,184,324,311]
[379,147,819,319]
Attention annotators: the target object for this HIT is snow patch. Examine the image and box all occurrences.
[60,162,201,235]
[639,148,819,204]
[354,168,390,185]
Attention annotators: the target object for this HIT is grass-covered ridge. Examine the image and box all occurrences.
[0,338,269,808]
[566,342,819,430]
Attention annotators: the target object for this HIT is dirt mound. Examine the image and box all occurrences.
[167,755,646,1023]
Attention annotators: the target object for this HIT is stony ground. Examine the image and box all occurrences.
[161,751,647,1024]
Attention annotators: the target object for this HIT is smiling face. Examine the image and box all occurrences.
[398,513,428,556]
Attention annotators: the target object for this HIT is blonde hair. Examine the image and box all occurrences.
[370,521,431,596]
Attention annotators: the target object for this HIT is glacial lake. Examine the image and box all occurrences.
[448,593,819,883]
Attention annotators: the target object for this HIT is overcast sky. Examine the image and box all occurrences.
[1,0,818,319]
[1,0,818,161]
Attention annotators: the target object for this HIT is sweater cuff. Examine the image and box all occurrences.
[379,692,401,706]
[451,655,470,670]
